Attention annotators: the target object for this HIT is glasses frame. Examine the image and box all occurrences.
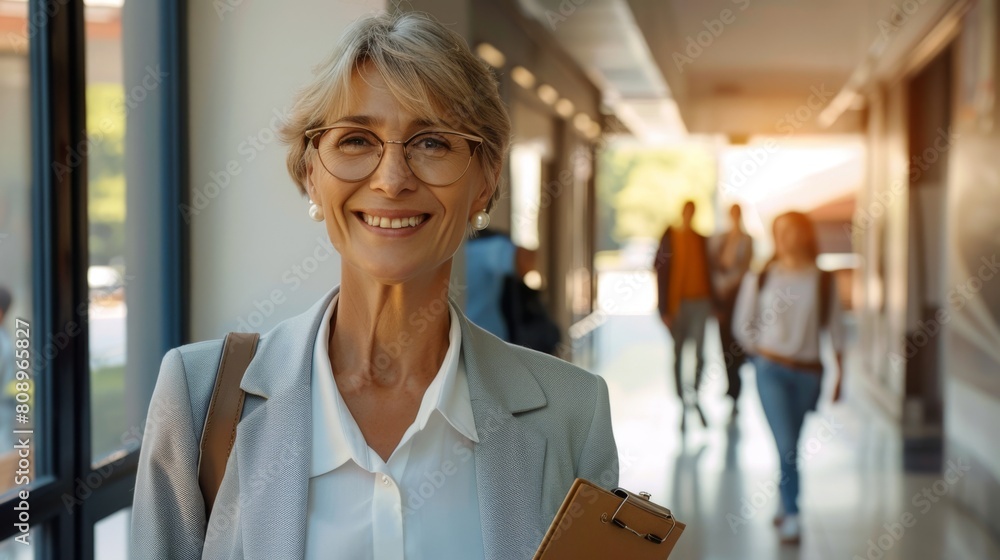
[304,125,485,186]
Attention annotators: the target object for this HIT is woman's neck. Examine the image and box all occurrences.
[329,265,453,393]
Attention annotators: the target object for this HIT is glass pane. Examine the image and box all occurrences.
[0,0,38,495]
[0,524,39,559]
[85,0,128,463]
[510,143,543,251]
[95,507,130,559]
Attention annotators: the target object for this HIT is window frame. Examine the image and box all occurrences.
[0,0,188,557]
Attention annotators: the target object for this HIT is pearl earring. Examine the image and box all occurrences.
[471,210,490,230]
[308,201,324,222]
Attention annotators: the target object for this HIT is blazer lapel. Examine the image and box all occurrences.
[458,311,549,560]
[233,287,338,558]
[223,289,548,559]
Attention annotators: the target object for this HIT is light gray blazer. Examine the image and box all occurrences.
[130,286,618,559]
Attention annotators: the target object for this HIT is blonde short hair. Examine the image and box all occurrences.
[279,11,511,212]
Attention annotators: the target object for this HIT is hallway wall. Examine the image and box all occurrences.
[186,1,385,341]
[468,0,602,335]
[857,0,1000,541]
[856,83,910,418]
[942,0,1000,539]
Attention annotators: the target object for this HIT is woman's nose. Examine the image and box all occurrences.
[369,143,417,196]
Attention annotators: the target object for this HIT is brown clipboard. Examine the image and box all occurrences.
[534,478,685,559]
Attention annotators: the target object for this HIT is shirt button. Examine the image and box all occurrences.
[382,475,391,486]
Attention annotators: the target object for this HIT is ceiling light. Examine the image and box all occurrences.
[555,98,575,118]
[587,121,601,138]
[511,66,536,89]
[475,43,506,68]
[537,84,559,105]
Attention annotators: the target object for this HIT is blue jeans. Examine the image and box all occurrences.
[753,356,822,515]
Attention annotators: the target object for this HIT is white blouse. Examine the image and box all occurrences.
[732,265,844,362]
[305,294,484,560]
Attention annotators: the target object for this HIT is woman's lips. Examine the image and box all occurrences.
[358,211,427,229]
[354,211,430,235]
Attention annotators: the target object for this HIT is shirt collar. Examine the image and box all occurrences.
[412,303,478,442]
[310,294,478,478]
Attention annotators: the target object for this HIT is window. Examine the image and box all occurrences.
[0,0,186,557]
[85,0,129,466]
[94,508,130,559]
[0,527,39,557]
[0,0,38,509]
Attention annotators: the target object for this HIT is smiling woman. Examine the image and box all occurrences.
[130,10,618,560]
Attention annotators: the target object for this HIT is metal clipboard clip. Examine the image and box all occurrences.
[600,488,678,544]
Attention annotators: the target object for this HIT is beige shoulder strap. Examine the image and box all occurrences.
[198,332,259,517]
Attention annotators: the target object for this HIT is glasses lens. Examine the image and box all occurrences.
[316,127,383,181]
[405,132,475,185]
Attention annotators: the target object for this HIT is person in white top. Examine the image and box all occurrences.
[732,211,844,545]
[130,11,617,560]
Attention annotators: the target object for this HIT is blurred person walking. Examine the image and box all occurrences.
[464,229,559,354]
[464,229,526,341]
[710,204,753,419]
[732,211,843,545]
[655,200,717,431]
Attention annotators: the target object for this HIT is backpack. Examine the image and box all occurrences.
[471,229,562,354]
[501,276,562,355]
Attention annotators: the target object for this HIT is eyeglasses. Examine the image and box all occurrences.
[304,125,484,186]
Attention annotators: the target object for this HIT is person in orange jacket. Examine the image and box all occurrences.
[654,201,718,431]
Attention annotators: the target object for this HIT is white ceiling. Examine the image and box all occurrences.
[517,0,686,140]
[517,0,955,136]
[518,0,667,97]
[661,0,883,96]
